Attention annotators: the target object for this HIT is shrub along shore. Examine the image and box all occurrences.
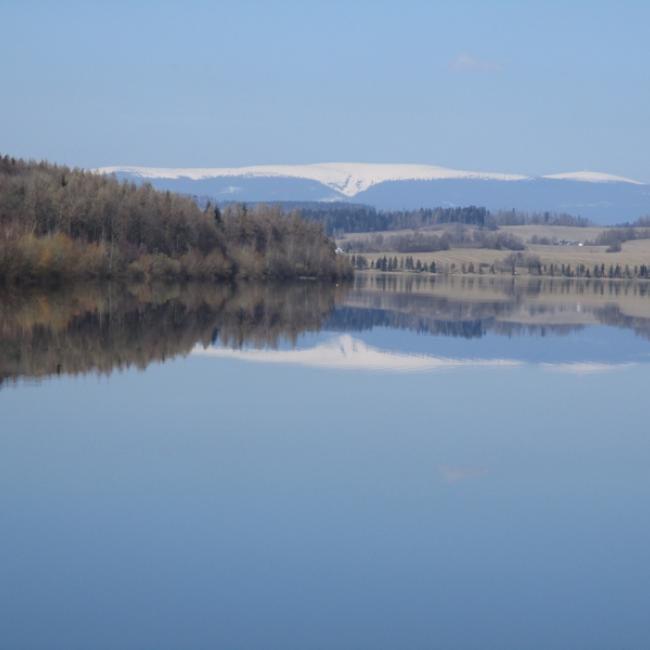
[0,155,351,284]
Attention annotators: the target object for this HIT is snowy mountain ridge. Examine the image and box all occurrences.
[95,163,650,223]
[96,162,645,198]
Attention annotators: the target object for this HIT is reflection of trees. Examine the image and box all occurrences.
[0,282,347,385]
[356,272,650,300]
[329,274,650,339]
[326,306,584,339]
[593,305,650,342]
[4,274,650,384]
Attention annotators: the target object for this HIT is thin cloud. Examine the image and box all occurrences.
[439,465,488,484]
[450,52,502,73]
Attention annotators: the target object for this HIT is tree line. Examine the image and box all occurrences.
[351,252,650,280]
[352,255,437,273]
[271,202,590,234]
[294,204,490,234]
[0,155,351,283]
[341,226,525,254]
[490,209,591,228]
[591,226,650,252]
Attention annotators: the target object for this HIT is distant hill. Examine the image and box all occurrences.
[97,163,650,225]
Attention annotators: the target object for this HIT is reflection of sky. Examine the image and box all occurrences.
[348,323,650,366]
[4,283,650,649]
[3,323,650,648]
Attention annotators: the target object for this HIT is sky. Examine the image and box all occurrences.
[1,0,649,180]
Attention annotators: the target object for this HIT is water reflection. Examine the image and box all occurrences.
[0,282,346,385]
[3,275,650,649]
[336,273,650,340]
[3,273,650,383]
[195,334,522,372]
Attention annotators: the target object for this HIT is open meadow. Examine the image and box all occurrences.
[340,224,650,276]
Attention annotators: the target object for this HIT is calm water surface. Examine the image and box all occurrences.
[1,275,649,649]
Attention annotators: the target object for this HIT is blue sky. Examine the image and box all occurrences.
[1,0,649,180]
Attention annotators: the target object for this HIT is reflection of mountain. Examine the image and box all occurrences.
[197,334,639,374]
[0,282,345,385]
[195,334,521,372]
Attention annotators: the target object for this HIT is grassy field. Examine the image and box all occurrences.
[337,223,608,245]
[500,224,606,243]
[340,225,650,275]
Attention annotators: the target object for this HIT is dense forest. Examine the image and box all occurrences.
[245,201,591,234]
[0,156,351,283]
[280,203,491,233]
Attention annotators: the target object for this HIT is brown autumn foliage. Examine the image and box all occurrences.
[0,154,352,283]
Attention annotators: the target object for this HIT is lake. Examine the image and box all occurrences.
[2,274,649,649]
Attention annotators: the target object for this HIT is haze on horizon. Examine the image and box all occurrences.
[1,0,649,182]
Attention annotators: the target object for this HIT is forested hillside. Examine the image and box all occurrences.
[240,201,591,235]
[286,203,491,233]
[0,155,350,283]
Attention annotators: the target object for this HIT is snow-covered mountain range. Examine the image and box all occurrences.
[96,163,650,224]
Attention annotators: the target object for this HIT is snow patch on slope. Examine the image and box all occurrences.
[542,171,643,185]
